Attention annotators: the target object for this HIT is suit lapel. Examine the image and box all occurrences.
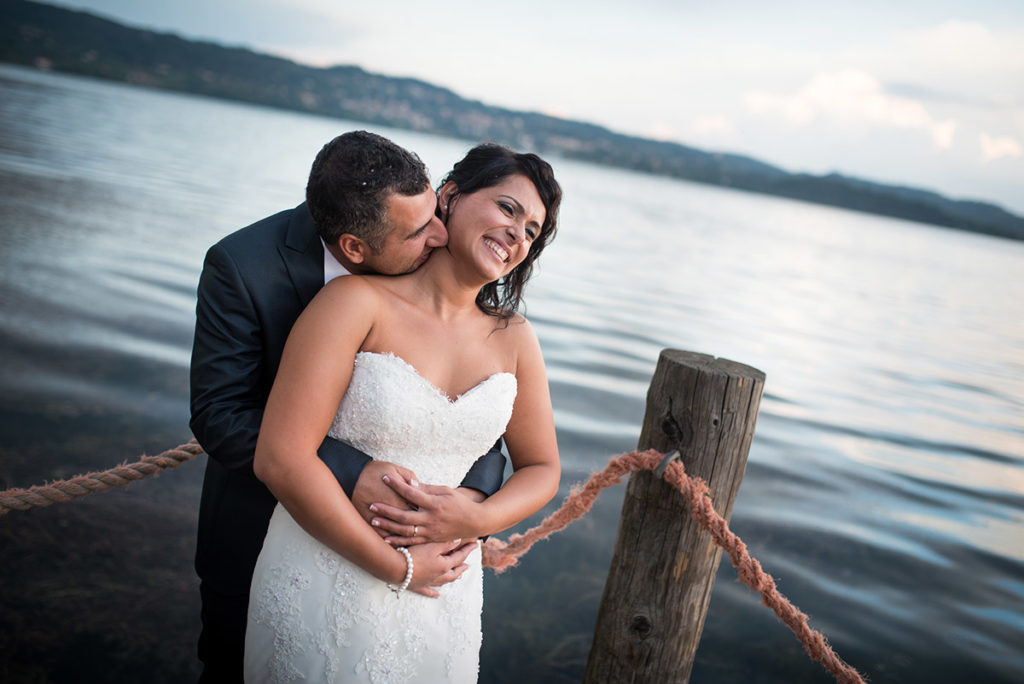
[280,202,324,307]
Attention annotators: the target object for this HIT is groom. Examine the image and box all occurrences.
[189,130,506,682]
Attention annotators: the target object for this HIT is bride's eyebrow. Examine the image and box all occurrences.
[497,194,522,211]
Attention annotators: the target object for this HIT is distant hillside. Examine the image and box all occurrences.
[3,0,1022,241]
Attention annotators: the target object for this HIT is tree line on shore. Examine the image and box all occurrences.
[3,0,1022,241]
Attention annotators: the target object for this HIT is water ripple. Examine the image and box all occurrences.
[2,65,1023,683]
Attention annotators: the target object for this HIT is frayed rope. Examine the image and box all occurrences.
[482,449,866,684]
[0,440,203,515]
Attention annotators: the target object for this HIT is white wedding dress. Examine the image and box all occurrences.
[244,352,516,684]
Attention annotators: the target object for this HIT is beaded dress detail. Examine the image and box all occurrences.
[245,352,516,683]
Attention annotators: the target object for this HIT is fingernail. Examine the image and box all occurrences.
[369,504,378,513]
[382,475,390,483]
[410,479,419,487]
[371,519,380,527]
[453,538,461,545]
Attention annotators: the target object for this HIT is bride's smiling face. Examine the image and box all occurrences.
[439,174,546,282]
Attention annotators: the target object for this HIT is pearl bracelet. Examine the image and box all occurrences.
[387,546,413,596]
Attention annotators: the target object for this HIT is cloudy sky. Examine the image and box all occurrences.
[52,0,1024,214]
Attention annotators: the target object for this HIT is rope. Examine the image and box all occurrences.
[482,449,867,684]
[0,441,864,682]
[0,440,204,515]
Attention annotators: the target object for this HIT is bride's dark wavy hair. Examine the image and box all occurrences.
[439,144,561,322]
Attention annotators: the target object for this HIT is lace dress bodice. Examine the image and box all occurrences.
[245,352,517,684]
[329,352,516,485]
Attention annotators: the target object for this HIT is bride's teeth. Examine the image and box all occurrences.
[484,238,508,261]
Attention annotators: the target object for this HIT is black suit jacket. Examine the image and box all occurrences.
[190,203,505,595]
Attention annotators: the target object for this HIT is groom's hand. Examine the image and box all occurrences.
[352,461,418,535]
[370,477,484,545]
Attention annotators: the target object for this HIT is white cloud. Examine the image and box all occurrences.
[896,21,1024,86]
[744,68,958,149]
[931,120,957,149]
[542,105,572,120]
[688,115,736,141]
[842,20,1024,115]
[645,122,679,142]
[979,133,1023,163]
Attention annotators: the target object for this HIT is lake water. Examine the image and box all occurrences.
[1,63,1022,683]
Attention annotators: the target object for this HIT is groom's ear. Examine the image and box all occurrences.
[337,234,370,264]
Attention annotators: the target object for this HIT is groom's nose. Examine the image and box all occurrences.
[425,216,448,247]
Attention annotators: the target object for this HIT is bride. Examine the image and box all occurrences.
[244,143,562,682]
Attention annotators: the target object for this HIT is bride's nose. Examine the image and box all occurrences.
[505,222,526,244]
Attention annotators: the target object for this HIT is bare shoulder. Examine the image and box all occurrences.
[297,276,386,340]
[503,312,536,340]
[496,313,543,364]
[313,274,391,311]
[319,273,383,298]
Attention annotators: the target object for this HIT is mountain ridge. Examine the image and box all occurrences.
[2,0,1022,241]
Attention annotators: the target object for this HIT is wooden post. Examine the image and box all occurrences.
[583,349,765,683]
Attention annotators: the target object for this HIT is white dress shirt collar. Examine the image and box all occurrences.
[322,239,352,284]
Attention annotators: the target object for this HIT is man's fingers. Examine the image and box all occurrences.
[355,463,416,508]
[393,464,417,483]
[382,475,443,508]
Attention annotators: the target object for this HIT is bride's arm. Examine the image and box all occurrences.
[254,277,472,591]
[469,317,561,535]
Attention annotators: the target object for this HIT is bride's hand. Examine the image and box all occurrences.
[352,461,419,537]
[370,477,483,545]
[405,539,478,598]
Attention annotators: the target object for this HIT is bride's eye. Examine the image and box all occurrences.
[498,201,514,216]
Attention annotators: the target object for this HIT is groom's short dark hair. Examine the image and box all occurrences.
[306,131,430,250]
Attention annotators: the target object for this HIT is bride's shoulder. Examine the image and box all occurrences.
[498,313,541,353]
[504,311,532,331]
[304,276,387,327]
[492,313,546,381]
[319,274,387,302]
